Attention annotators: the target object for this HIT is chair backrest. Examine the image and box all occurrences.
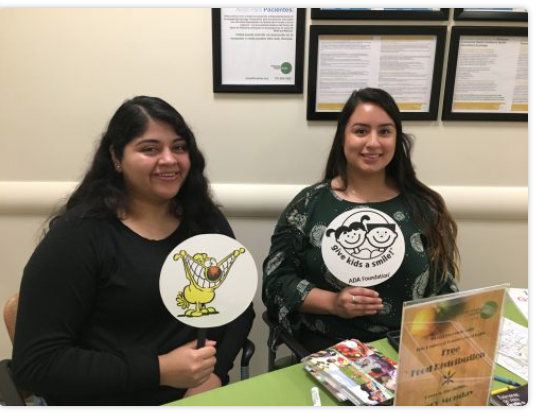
[262,310,310,371]
[3,293,18,344]
[1,293,27,405]
[0,359,26,406]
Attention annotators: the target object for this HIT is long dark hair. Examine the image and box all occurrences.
[324,88,459,290]
[50,96,220,234]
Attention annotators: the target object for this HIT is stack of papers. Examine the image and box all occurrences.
[497,318,528,380]
[302,339,397,406]
[496,288,528,380]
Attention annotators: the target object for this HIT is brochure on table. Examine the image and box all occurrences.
[302,339,398,406]
[394,284,508,406]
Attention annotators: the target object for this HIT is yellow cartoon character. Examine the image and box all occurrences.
[173,248,245,317]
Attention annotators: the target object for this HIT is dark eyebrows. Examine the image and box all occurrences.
[134,139,159,146]
[350,122,395,129]
[133,137,185,146]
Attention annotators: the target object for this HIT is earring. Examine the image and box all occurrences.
[115,164,121,169]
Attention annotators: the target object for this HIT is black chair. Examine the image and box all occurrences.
[0,359,26,406]
[262,311,310,371]
[240,339,255,380]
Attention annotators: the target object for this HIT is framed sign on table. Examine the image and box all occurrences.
[442,26,528,122]
[311,8,449,21]
[453,8,528,22]
[211,8,306,93]
[307,25,446,121]
[394,285,509,406]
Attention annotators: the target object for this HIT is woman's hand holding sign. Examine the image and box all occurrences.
[158,340,217,389]
[300,286,383,319]
[159,234,257,392]
[336,287,383,318]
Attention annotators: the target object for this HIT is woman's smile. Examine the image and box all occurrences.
[154,171,180,181]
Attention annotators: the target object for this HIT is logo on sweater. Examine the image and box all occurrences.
[322,208,405,286]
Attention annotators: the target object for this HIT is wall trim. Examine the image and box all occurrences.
[0,181,528,220]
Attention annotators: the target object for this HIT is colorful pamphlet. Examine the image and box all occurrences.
[302,339,397,406]
[490,383,528,406]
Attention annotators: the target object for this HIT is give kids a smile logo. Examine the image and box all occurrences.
[322,208,405,286]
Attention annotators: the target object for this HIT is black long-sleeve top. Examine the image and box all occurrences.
[12,208,254,405]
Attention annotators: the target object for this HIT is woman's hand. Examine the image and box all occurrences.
[300,287,383,319]
[334,287,383,319]
[183,373,222,398]
[158,340,217,389]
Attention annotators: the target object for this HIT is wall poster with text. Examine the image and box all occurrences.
[212,8,305,93]
[307,25,446,120]
[311,8,449,20]
[442,26,527,121]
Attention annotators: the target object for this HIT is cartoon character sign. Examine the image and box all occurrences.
[160,234,257,328]
[173,248,245,317]
[322,208,405,287]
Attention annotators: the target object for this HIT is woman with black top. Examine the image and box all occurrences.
[12,96,254,405]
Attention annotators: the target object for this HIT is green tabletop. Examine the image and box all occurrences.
[166,298,527,406]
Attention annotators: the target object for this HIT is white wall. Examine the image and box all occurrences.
[0,9,528,382]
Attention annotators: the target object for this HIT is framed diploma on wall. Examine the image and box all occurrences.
[442,26,528,121]
[307,25,446,121]
[453,8,528,22]
[311,8,449,21]
[211,8,305,93]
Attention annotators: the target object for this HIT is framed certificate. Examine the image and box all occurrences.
[212,8,306,93]
[311,8,449,20]
[307,25,446,121]
[453,8,528,22]
[442,26,528,122]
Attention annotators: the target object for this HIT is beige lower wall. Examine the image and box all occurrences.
[0,183,528,381]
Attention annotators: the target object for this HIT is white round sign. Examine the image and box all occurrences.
[322,208,405,287]
[159,234,258,328]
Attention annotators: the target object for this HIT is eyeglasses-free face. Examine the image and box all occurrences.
[113,118,191,207]
[343,102,397,178]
